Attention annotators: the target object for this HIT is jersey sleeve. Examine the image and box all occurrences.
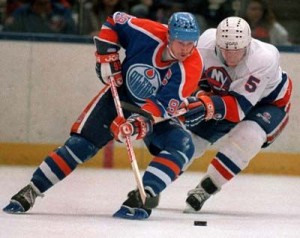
[97,12,166,52]
[96,13,121,46]
[96,12,138,50]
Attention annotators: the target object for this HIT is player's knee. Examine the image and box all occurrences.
[221,120,266,169]
[190,133,210,159]
[165,135,194,172]
[174,133,195,160]
[180,133,210,172]
[64,134,99,163]
[230,120,266,149]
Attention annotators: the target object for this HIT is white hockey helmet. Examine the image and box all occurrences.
[216,17,251,50]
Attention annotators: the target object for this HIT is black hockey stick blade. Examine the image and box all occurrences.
[120,101,154,121]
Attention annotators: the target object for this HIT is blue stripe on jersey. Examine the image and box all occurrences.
[211,95,226,119]
[260,73,287,104]
[217,152,241,174]
[229,91,253,115]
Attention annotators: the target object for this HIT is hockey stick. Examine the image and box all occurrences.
[109,76,147,204]
[120,101,153,120]
[120,101,188,124]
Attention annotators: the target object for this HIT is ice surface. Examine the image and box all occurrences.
[1,166,300,238]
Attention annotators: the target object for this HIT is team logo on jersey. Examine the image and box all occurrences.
[126,64,161,104]
[205,67,232,95]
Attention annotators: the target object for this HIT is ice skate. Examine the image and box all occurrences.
[183,186,211,213]
[113,190,152,220]
[184,176,219,213]
[3,183,43,214]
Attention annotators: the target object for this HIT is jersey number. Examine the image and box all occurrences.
[168,99,180,115]
[245,76,260,92]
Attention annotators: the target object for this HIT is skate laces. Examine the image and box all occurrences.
[13,183,42,208]
[19,186,36,206]
[187,187,210,202]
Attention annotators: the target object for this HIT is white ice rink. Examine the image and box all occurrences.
[1,166,300,238]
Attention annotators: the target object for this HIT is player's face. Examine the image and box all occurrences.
[169,40,195,61]
[220,48,246,67]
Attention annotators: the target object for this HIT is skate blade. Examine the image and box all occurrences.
[113,205,149,220]
[183,203,198,214]
[3,201,25,214]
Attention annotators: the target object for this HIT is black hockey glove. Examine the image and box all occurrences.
[182,96,215,129]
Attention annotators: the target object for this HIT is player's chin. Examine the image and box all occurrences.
[177,54,189,61]
[226,61,239,67]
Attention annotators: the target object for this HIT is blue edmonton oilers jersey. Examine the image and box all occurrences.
[101,12,203,117]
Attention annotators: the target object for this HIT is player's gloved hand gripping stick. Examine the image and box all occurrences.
[120,101,188,124]
[109,75,148,205]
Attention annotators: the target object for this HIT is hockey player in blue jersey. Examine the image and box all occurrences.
[178,17,292,213]
[3,12,204,220]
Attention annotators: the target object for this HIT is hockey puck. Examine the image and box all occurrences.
[194,220,207,226]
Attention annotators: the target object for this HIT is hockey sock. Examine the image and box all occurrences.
[31,135,99,193]
[142,148,189,195]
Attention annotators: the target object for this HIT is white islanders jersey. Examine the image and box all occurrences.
[197,29,292,121]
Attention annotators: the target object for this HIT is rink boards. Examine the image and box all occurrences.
[0,35,299,176]
[0,142,299,176]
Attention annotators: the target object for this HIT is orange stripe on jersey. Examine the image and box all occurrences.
[98,28,119,44]
[95,15,118,43]
[181,49,204,98]
[106,16,115,26]
[272,78,292,108]
[153,156,181,176]
[211,158,233,180]
[130,18,167,42]
[222,95,240,122]
[142,99,162,117]
[49,151,72,176]
[71,85,110,133]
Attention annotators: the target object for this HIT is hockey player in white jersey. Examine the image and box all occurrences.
[180,17,292,212]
